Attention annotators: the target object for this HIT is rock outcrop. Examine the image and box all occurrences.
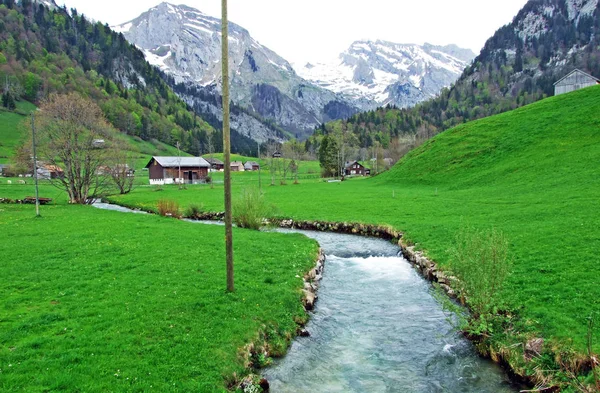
[114,2,358,140]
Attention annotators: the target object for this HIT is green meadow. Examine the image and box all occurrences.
[0,203,318,392]
[107,86,600,357]
[2,86,600,390]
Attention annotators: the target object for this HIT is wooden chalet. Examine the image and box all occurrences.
[231,161,245,172]
[244,161,260,171]
[554,69,600,96]
[145,156,210,185]
[344,161,370,176]
[204,157,225,171]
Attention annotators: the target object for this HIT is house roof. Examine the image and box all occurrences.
[553,69,600,86]
[231,161,244,166]
[344,160,363,168]
[145,156,210,168]
[244,161,259,167]
[42,164,64,172]
[204,157,224,165]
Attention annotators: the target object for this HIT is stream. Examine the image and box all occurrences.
[92,203,518,392]
[263,230,518,393]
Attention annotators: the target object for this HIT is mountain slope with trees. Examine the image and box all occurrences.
[309,0,600,160]
[0,0,265,156]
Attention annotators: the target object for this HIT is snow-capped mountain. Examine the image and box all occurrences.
[297,40,476,110]
[113,2,357,139]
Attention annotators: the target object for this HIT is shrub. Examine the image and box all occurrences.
[157,199,180,218]
[184,203,204,218]
[233,188,274,230]
[449,226,512,332]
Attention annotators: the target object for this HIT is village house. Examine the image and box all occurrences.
[230,161,245,172]
[204,157,225,171]
[344,161,370,176]
[145,156,210,185]
[37,164,64,180]
[244,161,260,171]
[554,69,600,96]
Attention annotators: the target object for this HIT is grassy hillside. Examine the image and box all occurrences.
[103,86,600,388]
[0,203,318,392]
[0,104,186,172]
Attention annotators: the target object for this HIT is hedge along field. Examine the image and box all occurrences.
[108,87,600,357]
[0,204,319,392]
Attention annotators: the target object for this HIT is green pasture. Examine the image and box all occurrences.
[107,86,600,355]
[0,203,318,392]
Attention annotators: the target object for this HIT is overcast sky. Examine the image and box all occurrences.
[55,0,529,64]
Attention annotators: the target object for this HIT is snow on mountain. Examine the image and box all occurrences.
[113,2,357,139]
[297,40,476,109]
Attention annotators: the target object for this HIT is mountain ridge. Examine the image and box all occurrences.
[113,2,359,139]
[296,40,476,110]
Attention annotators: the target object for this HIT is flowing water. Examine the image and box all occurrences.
[263,230,518,393]
[92,203,518,392]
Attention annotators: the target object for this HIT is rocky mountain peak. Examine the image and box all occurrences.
[114,2,358,140]
[297,40,475,110]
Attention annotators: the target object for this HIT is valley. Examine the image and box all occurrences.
[1,0,600,391]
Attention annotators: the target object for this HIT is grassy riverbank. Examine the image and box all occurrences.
[0,203,318,392]
[107,87,600,388]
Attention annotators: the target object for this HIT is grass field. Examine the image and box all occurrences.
[0,101,36,164]
[0,203,318,392]
[106,86,600,360]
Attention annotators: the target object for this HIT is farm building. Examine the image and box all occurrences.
[554,69,600,95]
[37,164,64,180]
[244,161,260,171]
[145,156,210,185]
[0,164,8,176]
[204,157,224,171]
[231,161,245,172]
[344,161,370,176]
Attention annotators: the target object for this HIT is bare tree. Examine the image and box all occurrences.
[33,93,112,204]
[107,146,136,195]
[282,141,302,184]
[265,142,279,186]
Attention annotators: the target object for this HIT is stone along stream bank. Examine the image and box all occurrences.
[93,203,519,392]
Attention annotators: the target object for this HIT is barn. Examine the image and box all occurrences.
[231,161,245,172]
[244,161,260,171]
[204,157,225,171]
[145,156,210,185]
[554,69,600,96]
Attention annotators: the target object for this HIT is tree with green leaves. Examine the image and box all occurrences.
[318,134,339,177]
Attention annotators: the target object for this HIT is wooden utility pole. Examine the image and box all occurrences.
[31,114,40,217]
[222,0,234,292]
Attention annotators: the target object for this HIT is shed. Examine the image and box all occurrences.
[0,164,8,176]
[344,161,369,176]
[204,157,224,171]
[244,161,260,171]
[231,161,245,172]
[554,69,600,96]
[145,156,210,185]
[38,164,64,180]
